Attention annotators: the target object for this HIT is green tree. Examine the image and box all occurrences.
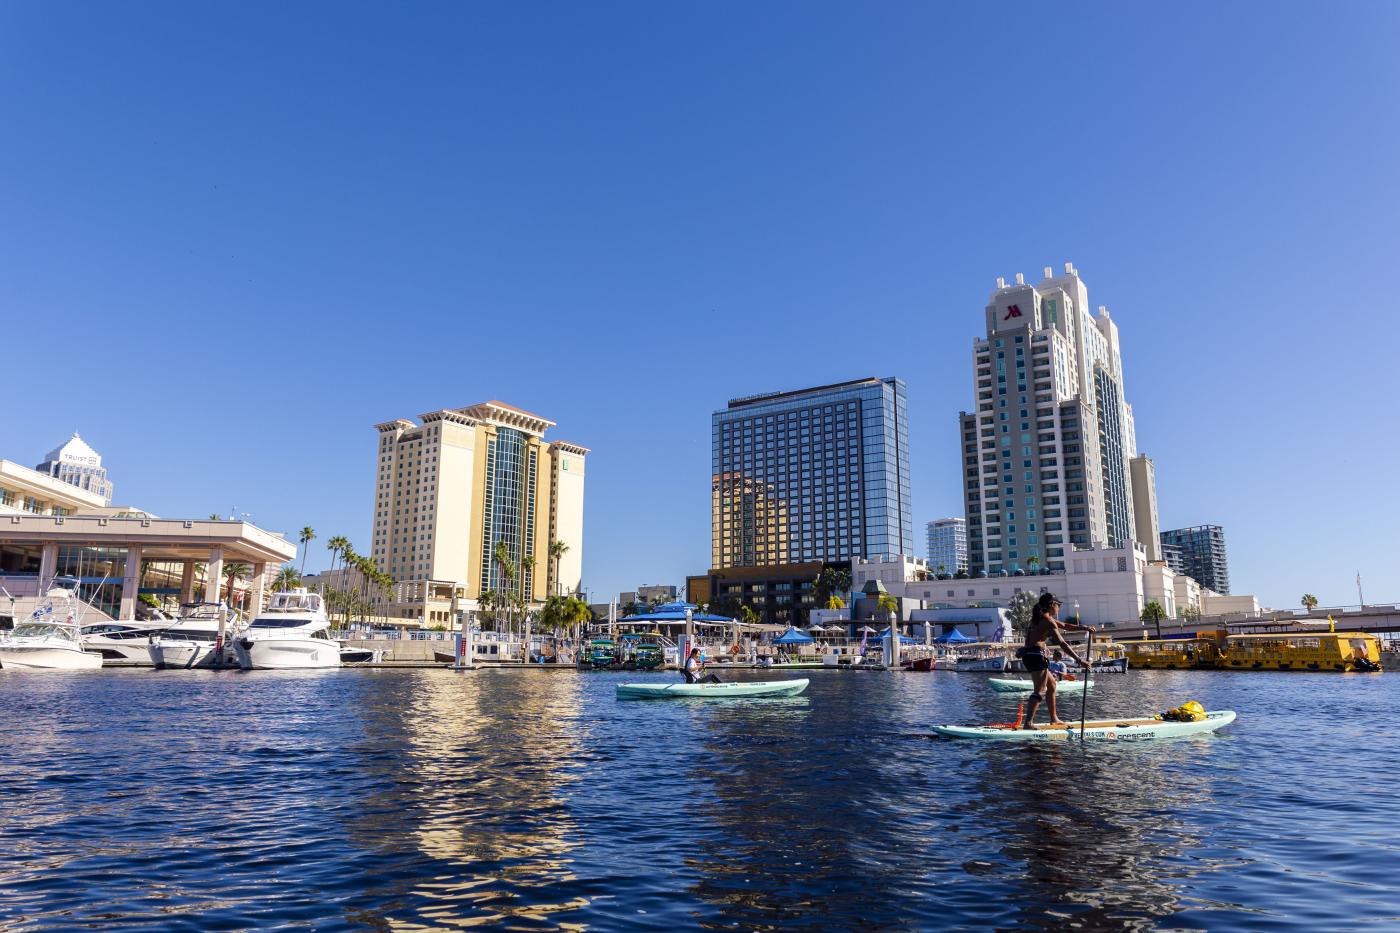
[1182,604,1202,622]
[740,604,761,627]
[1140,600,1167,639]
[1301,593,1319,613]
[223,562,251,610]
[549,540,569,598]
[298,526,316,576]
[708,594,741,620]
[825,594,845,611]
[1027,555,1040,574]
[273,564,302,593]
[877,592,899,623]
[1007,590,1037,636]
[812,566,853,606]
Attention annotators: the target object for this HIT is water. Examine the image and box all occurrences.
[0,668,1396,931]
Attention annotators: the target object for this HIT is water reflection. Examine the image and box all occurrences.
[348,670,590,930]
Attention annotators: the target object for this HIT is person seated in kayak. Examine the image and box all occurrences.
[1048,649,1077,682]
[684,647,722,684]
[1019,594,1093,728]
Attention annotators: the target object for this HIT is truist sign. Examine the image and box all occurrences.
[1003,304,1023,321]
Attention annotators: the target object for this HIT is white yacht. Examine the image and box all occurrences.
[149,603,242,669]
[0,577,103,671]
[82,606,177,667]
[234,589,339,670]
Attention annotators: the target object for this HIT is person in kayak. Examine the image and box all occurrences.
[1019,593,1093,728]
[684,647,722,684]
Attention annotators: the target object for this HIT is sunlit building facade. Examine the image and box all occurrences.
[711,377,912,569]
[372,401,587,622]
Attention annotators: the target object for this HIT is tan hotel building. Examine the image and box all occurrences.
[370,401,586,626]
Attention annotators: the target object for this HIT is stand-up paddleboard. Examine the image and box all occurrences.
[988,677,1093,693]
[617,678,809,700]
[933,710,1236,741]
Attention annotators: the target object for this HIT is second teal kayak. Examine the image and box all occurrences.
[616,678,809,700]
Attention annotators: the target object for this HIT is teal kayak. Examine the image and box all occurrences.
[616,678,809,700]
[933,710,1236,741]
[988,677,1093,693]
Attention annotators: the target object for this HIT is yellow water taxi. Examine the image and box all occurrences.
[1120,630,1381,672]
[1220,632,1380,672]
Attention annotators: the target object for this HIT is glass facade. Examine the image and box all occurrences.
[481,427,528,593]
[1160,525,1230,594]
[1093,368,1131,549]
[711,378,912,569]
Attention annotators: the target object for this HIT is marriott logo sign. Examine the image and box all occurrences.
[1003,304,1023,321]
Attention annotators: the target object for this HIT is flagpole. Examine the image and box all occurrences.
[1356,572,1364,607]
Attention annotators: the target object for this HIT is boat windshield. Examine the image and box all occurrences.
[10,623,77,641]
[249,617,316,629]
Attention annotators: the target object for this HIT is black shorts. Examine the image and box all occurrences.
[1022,651,1049,673]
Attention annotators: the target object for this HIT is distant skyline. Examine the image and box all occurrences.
[3,3,1397,610]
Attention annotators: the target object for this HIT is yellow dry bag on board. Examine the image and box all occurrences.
[1161,701,1207,722]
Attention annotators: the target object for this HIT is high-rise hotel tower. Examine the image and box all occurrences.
[712,378,912,569]
[958,264,1157,576]
[372,401,587,604]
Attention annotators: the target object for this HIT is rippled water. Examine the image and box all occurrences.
[0,667,1396,931]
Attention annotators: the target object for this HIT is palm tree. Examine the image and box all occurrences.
[299,527,316,576]
[877,592,899,624]
[549,540,569,598]
[492,541,515,633]
[520,554,536,602]
[326,536,350,577]
[223,562,251,610]
[824,594,845,611]
[1027,555,1040,574]
[273,564,301,593]
[1140,600,1167,639]
[740,604,761,627]
[1301,593,1319,613]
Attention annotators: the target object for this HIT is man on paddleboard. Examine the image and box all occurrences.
[1018,593,1093,728]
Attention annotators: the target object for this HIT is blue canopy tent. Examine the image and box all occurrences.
[773,626,815,645]
[868,628,916,644]
[617,599,735,626]
[933,628,976,644]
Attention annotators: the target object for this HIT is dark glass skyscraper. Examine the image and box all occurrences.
[711,377,912,569]
[1160,524,1230,594]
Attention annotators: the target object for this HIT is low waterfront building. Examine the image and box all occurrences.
[925,518,968,575]
[34,433,113,506]
[852,542,1259,630]
[687,560,849,625]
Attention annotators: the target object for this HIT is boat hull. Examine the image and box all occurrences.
[150,642,237,669]
[235,638,340,670]
[617,678,809,699]
[956,656,1009,673]
[988,677,1093,693]
[933,710,1237,741]
[0,646,103,670]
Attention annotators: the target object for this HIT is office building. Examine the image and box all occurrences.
[1160,524,1230,595]
[1129,455,1161,562]
[711,377,912,569]
[958,263,1159,576]
[925,518,968,575]
[371,401,587,624]
[35,433,112,506]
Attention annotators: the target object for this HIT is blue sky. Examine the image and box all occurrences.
[3,2,1397,610]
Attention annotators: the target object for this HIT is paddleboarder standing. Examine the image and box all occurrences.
[1018,593,1093,729]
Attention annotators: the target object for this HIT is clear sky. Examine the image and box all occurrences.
[3,2,1397,610]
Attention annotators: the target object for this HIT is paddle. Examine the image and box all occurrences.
[1079,631,1092,741]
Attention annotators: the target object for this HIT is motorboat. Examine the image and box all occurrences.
[0,577,103,671]
[149,603,243,669]
[81,619,171,666]
[954,643,1011,673]
[234,589,339,670]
